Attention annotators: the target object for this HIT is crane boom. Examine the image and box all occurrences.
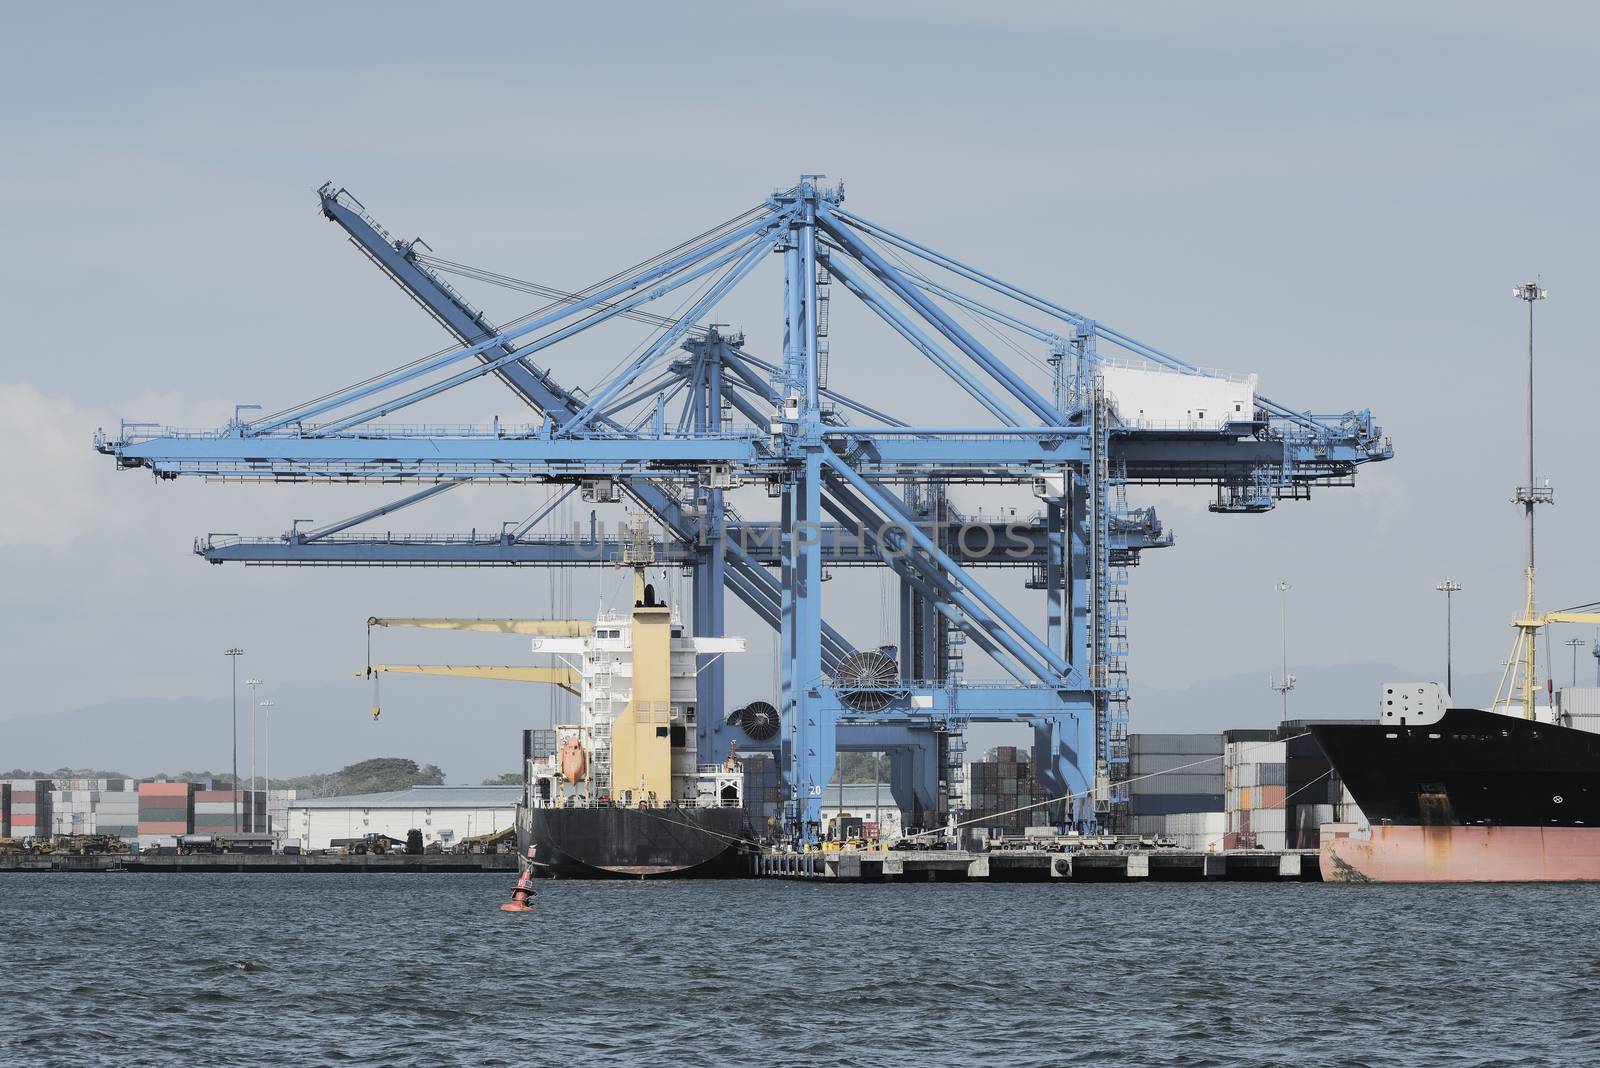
[1539,612,1600,627]
[319,185,852,675]
[368,617,593,637]
[367,664,582,695]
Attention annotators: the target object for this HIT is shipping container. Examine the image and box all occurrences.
[1130,772,1225,796]
[1129,793,1224,816]
[1130,751,1226,774]
[1251,808,1286,832]
[1226,739,1286,765]
[1129,733,1225,756]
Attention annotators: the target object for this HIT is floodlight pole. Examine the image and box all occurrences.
[225,648,244,832]
[1436,580,1461,696]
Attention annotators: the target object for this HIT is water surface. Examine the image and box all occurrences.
[1,874,1594,1066]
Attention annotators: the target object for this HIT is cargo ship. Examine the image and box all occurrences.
[367,559,760,878]
[1313,283,1600,882]
[514,565,758,877]
[1312,685,1600,882]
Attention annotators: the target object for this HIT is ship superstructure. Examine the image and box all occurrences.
[521,566,746,810]
[366,563,754,877]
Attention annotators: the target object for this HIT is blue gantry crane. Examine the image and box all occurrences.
[96,177,1391,839]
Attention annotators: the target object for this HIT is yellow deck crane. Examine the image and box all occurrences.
[364,616,590,717]
[1498,606,1600,720]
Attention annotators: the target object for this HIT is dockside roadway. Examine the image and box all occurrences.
[755,848,1322,882]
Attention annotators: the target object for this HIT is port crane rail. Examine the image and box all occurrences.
[95,178,1391,838]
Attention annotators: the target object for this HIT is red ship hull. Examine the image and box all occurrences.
[1322,824,1600,883]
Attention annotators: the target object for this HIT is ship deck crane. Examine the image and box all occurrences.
[95,177,1391,840]
[1498,605,1600,717]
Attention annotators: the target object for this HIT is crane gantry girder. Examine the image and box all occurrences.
[195,515,1173,567]
[95,176,1391,840]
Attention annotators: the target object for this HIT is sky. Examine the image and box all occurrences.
[2,2,1596,780]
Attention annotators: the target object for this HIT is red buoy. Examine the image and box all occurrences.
[500,846,538,913]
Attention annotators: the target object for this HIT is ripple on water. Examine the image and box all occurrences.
[0,875,1593,1067]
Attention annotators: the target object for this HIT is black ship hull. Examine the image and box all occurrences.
[516,803,753,879]
[1311,708,1600,882]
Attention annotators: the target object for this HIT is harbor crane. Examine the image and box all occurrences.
[96,177,1391,839]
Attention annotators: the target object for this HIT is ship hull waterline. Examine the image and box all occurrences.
[516,803,753,879]
[1312,708,1600,883]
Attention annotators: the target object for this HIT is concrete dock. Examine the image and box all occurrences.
[0,853,520,873]
[754,847,1321,882]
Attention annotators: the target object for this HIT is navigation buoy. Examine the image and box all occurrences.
[500,846,538,913]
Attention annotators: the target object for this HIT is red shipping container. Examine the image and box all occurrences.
[10,791,36,803]
[1257,785,1287,809]
[138,820,189,834]
[11,814,36,827]
[140,782,192,797]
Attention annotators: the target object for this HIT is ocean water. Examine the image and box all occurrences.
[0,874,1595,1067]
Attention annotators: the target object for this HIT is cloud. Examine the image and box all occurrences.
[0,383,102,550]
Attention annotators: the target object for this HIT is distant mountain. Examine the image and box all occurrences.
[0,675,563,785]
[0,662,1502,780]
[1129,661,1503,734]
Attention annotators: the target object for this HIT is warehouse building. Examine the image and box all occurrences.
[284,786,520,851]
[819,783,902,840]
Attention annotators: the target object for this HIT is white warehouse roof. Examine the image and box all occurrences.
[289,785,521,810]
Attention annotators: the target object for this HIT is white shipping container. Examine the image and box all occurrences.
[1252,809,1286,832]
[1234,764,1258,789]
[1559,687,1600,719]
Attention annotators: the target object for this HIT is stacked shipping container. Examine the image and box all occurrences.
[96,781,140,840]
[1127,733,1226,849]
[137,781,194,846]
[192,789,268,833]
[50,778,139,836]
[1225,733,1287,851]
[742,753,783,833]
[2,779,53,839]
[964,747,1060,832]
